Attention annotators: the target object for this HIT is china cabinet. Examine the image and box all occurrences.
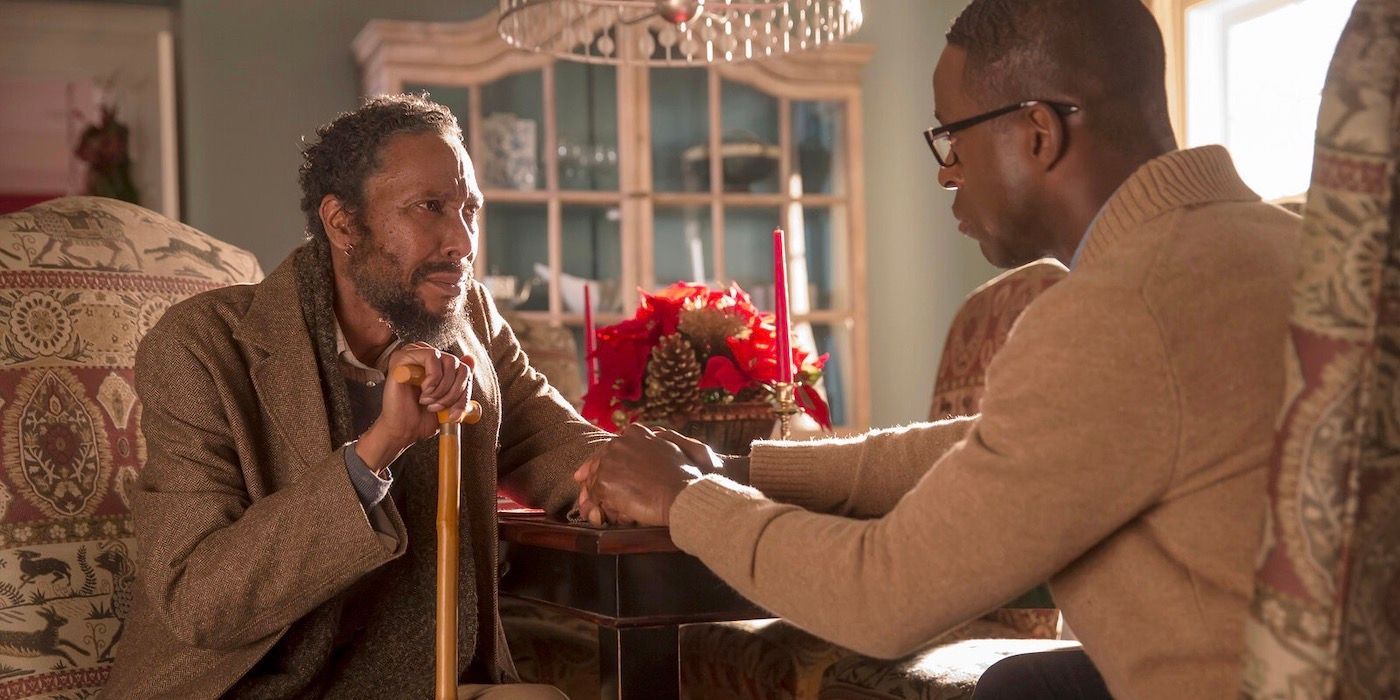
[354,13,872,431]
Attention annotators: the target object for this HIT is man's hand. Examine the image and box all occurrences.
[648,427,751,484]
[573,423,705,527]
[357,342,474,473]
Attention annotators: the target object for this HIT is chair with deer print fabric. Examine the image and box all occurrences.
[0,197,261,697]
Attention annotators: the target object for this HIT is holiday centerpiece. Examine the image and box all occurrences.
[581,281,831,453]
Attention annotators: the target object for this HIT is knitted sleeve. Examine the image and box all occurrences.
[667,281,1178,658]
[746,417,976,517]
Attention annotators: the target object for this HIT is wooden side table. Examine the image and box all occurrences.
[498,514,769,699]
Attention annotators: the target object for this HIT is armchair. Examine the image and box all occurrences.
[0,197,261,697]
[1239,1,1400,696]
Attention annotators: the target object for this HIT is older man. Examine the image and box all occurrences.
[577,1,1300,697]
[107,95,607,698]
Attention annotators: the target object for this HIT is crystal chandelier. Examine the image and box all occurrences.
[497,0,864,66]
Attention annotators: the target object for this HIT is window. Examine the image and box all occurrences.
[1186,0,1356,200]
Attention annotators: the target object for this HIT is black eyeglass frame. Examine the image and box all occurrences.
[923,100,1081,167]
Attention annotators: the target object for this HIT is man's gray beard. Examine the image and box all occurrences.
[346,231,472,348]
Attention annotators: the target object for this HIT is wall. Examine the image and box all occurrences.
[1,1,178,217]
[175,0,995,429]
[177,0,494,265]
[855,0,997,426]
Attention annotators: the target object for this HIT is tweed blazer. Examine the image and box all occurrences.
[104,255,610,698]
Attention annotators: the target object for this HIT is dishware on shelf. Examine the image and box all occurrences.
[682,131,781,192]
[481,112,538,190]
[534,262,612,313]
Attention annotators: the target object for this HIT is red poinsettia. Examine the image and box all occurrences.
[582,282,831,432]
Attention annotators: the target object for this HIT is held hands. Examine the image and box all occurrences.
[573,424,720,527]
[357,342,475,473]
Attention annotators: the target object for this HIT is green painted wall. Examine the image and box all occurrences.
[856,0,997,426]
[177,0,495,265]
[176,0,997,428]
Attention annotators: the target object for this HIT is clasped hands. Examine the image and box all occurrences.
[574,424,726,527]
[356,342,475,474]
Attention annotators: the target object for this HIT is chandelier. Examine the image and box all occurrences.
[497,0,864,66]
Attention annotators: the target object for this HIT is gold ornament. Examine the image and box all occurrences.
[677,306,746,356]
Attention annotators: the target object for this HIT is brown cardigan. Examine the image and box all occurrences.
[669,147,1300,699]
[105,256,609,698]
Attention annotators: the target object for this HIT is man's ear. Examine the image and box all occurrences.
[319,194,357,252]
[1026,105,1069,172]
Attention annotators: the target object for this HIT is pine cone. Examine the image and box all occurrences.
[677,306,746,356]
[642,334,703,421]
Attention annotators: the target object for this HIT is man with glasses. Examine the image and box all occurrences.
[576,0,1301,697]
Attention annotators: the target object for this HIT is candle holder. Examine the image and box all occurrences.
[771,381,802,440]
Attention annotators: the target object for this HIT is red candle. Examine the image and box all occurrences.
[772,228,793,384]
[583,282,596,386]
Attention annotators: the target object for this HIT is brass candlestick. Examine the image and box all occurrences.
[772,381,801,440]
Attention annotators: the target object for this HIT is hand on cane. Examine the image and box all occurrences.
[356,342,476,474]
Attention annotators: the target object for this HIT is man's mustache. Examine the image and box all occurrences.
[411,261,472,286]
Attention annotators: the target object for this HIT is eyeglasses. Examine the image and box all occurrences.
[923,100,1081,167]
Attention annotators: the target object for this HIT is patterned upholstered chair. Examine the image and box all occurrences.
[0,197,261,697]
[503,313,585,407]
[820,632,1079,700]
[929,259,1068,421]
[1239,1,1400,696]
[499,599,599,699]
[929,259,1066,641]
[677,259,1067,700]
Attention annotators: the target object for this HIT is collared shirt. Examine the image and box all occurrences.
[335,320,400,384]
[1070,181,1126,270]
[1069,223,1094,270]
[336,317,402,512]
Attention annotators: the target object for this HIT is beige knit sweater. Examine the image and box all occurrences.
[669,147,1300,699]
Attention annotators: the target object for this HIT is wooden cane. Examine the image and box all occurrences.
[390,364,482,700]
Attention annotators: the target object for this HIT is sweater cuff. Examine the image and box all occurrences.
[670,474,764,555]
[344,441,394,512]
[748,436,867,510]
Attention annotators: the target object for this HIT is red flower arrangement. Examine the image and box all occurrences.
[582,282,831,433]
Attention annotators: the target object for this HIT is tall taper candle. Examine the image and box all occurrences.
[772,228,793,383]
[583,282,596,386]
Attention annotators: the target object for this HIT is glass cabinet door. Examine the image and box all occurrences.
[723,206,782,310]
[790,206,850,311]
[479,71,545,192]
[555,63,619,192]
[483,203,549,312]
[720,79,780,194]
[638,68,861,431]
[650,68,709,193]
[790,101,846,196]
[653,204,712,286]
[561,204,623,313]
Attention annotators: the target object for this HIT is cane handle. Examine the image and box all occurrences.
[390,364,483,425]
